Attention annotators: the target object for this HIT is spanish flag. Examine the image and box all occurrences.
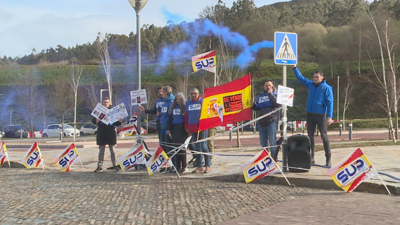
[198,73,252,131]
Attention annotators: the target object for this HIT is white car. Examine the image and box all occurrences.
[80,123,97,136]
[43,124,80,137]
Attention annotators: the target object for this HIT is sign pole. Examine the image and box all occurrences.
[282,65,288,172]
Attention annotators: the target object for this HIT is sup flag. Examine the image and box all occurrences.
[118,144,146,172]
[328,148,377,193]
[54,143,81,172]
[198,73,252,131]
[192,50,216,73]
[21,142,44,169]
[145,146,170,175]
[119,113,138,138]
[0,141,10,167]
[241,149,279,183]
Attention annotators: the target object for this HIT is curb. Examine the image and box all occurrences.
[6,144,85,149]
[203,173,400,195]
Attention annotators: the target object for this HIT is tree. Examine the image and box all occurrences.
[96,32,112,104]
[69,59,83,141]
[12,69,43,135]
[46,76,74,136]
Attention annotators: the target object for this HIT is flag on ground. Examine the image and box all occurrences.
[327,148,377,193]
[118,144,146,172]
[146,146,170,176]
[54,143,81,172]
[241,149,279,183]
[0,141,8,167]
[119,113,139,138]
[21,142,43,169]
[198,73,252,131]
[192,50,216,74]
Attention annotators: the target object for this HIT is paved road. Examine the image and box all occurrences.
[1,169,398,225]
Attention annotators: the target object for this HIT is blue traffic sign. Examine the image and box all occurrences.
[274,32,298,65]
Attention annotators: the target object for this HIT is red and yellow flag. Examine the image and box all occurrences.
[0,141,8,167]
[198,73,252,131]
[327,148,377,192]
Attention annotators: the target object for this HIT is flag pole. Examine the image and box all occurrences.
[362,153,391,195]
[6,152,11,168]
[79,156,86,172]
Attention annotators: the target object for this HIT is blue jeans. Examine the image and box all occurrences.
[191,131,210,167]
[258,122,278,161]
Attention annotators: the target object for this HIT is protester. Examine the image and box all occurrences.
[185,88,211,173]
[138,87,164,142]
[166,92,188,173]
[92,97,122,172]
[252,80,280,162]
[293,65,334,167]
[208,128,216,163]
[159,86,175,172]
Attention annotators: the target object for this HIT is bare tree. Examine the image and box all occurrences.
[342,77,354,130]
[69,59,83,141]
[96,32,112,104]
[86,79,99,109]
[46,76,74,136]
[366,9,395,142]
[12,69,43,136]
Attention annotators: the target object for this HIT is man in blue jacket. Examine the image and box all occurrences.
[293,65,334,167]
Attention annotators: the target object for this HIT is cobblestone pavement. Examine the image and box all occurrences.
[0,168,317,225]
[221,191,400,225]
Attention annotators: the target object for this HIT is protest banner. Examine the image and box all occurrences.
[91,103,110,124]
[240,149,280,183]
[146,146,170,176]
[107,103,129,124]
[276,85,294,107]
[54,143,83,172]
[192,50,216,74]
[198,73,252,131]
[130,89,148,106]
[21,142,44,169]
[0,141,10,168]
[118,144,146,172]
[327,148,389,193]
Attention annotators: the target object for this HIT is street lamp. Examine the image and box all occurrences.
[128,0,148,135]
[100,89,109,104]
[8,109,13,125]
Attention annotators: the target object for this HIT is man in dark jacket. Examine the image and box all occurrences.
[293,65,334,167]
[92,97,122,172]
[252,80,280,162]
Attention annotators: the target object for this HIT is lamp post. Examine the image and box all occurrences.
[100,89,109,104]
[128,0,148,135]
[8,109,13,125]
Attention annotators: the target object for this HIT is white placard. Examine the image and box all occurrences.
[276,85,294,107]
[91,103,110,124]
[130,89,148,105]
[108,103,129,124]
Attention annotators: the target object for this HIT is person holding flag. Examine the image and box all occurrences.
[252,80,280,162]
[166,92,188,173]
[92,97,122,172]
[185,88,211,173]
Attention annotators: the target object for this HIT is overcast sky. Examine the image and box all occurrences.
[0,0,290,58]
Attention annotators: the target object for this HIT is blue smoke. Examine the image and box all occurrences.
[162,6,189,25]
[156,17,274,73]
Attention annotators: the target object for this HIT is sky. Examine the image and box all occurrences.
[0,0,289,58]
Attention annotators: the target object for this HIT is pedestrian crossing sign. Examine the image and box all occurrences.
[274,32,297,65]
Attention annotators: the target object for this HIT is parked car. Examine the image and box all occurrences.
[142,120,157,134]
[43,124,80,137]
[2,125,28,138]
[80,123,97,136]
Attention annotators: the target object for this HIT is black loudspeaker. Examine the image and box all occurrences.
[287,135,311,172]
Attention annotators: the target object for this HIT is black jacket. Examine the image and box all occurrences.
[92,106,122,146]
